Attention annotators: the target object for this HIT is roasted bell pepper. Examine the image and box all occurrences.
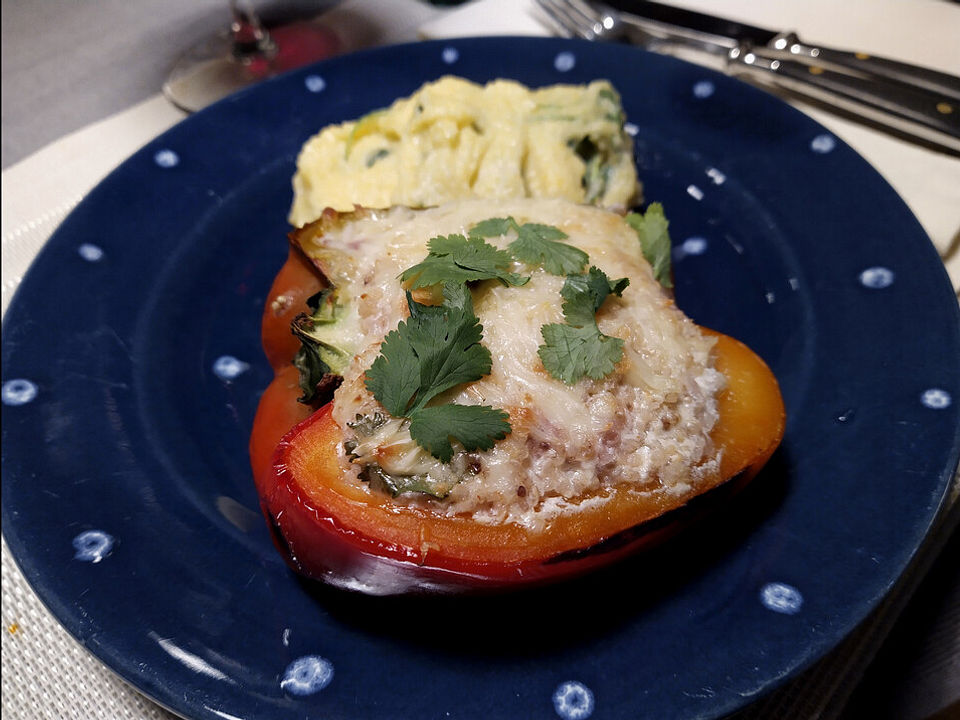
[249,249,785,594]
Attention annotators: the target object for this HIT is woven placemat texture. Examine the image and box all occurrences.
[2,539,179,720]
[2,6,958,709]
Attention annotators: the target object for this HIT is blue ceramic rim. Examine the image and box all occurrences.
[2,36,959,720]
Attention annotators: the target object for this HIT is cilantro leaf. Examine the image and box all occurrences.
[625,203,673,288]
[400,234,528,289]
[366,298,491,417]
[409,404,511,463]
[364,294,510,461]
[439,279,472,311]
[509,223,589,276]
[469,216,589,276]
[560,266,629,327]
[538,266,629,385]
[538,323,625,384]
[363,322,423,417]
[468,217,514,239]
[407,307,491,411]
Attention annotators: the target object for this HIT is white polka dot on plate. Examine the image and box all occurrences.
[706,167,726,185]
[686,184,704,201]
[692,80,715,99]
[2,379,38,406]
[760,582,803,614]
[553,681,594,720]
[281,656,334,696]
[554,52,576,72]
[78,243,104,262]
[810,134,836,154]
[859,266,895,289]
[73,530,115,563]
[304,75,326,93]
[921,388,951,409]
[623,122,638,136]
[441,46,459,64]
[154,149,179,168]
[681,237,708,255]
[212,355,250,380]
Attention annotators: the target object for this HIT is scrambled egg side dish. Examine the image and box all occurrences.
[289,76,640,226]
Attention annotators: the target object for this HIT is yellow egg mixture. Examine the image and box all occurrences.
[289,76,640,226]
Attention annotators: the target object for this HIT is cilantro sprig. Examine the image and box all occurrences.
[469,216,589,276]
[408,404,512,464]
[625,202,673,288]
[538,267,629,385]
[363,207,658,461]
[364,284,510,462]
[400,233,529,290]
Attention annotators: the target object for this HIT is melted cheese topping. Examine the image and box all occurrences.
[289,77,639,227]
[300,198,723,531]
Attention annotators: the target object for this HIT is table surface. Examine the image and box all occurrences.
[2,1,958,719]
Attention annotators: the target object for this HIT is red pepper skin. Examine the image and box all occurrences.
[261,405,727,594]
[253,331,785,595]
[251,249,786,595]
[261,245,326,371]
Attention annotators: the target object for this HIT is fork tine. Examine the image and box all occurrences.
[533,0,581,39]
[562,0,605,29]
[533,0,575,38]
[534,0,603,41]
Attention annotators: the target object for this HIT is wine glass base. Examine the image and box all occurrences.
[163,21,341,113]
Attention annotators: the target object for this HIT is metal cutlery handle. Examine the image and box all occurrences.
[728,46,960,154]
[768,32,960,101]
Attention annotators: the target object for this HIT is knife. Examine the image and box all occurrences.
[610,0,960,99]
[601,0,960,153]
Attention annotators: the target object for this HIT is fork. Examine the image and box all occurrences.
[535,0,701,47]
[532,0,960,154]
[538,0,656,47]
[534,0,735,68]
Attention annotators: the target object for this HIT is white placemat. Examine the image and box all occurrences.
[1,95,187,720]
[3,2,959,719]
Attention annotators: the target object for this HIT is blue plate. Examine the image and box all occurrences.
[3,38,959,720]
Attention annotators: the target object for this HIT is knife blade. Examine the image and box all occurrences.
[612,0,777,46]
[608,0,960,100]
[584,0,960,152]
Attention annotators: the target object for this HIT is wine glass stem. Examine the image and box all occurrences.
[229,0,277,62]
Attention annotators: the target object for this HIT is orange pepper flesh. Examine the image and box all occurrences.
[250,247,786,592]
[260,246,326,371]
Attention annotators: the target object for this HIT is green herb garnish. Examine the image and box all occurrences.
[399,234,529,290]
[364,285,510,462]
[626,202,673,289]
[408,404,512,465]
[345,413,463,498]
[365,148,390,167]
[538,267,629,384]
[469,216,588,276]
